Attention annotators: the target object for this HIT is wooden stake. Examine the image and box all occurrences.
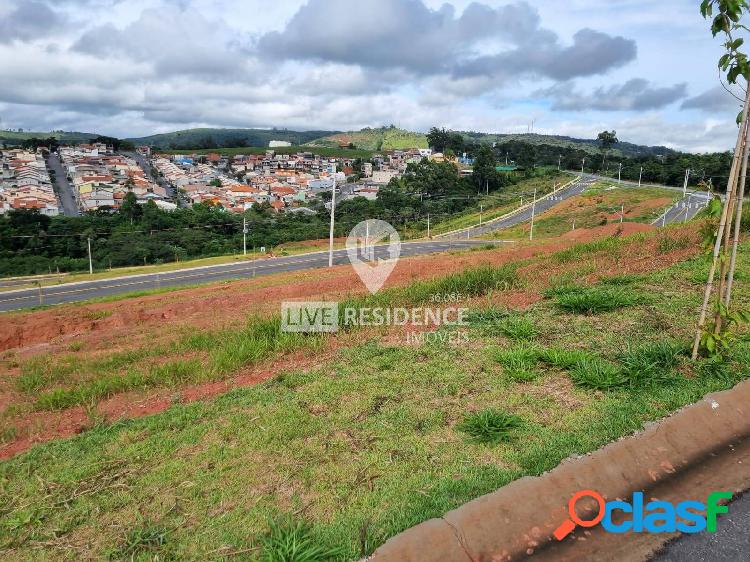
[692,90,750,359]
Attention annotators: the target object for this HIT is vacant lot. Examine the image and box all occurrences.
[0,223,748,561]
[496,184,679,240]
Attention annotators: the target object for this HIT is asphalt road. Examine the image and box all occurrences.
[0,240,505,312]
[438,175,597,239]
[125,151,178,203]
[46,153,79,216]
[653,492,750,561]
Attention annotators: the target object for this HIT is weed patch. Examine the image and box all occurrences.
[570,357,627,390]
[553,286,642,314]
[456,409,524,445]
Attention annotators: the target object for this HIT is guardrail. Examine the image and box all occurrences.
[433,175,581,239]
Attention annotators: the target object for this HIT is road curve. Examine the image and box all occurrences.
[0,240,506,312]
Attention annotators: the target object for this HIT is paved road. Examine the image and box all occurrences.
[0,240,506,312]
[652,191,712,226]
[46,153,79,216]
[654,492,750,561]
[125,151,178,203]
[438,175,597,239]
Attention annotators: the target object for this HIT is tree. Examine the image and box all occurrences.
[209,178,222,187]
[597,130,618,170]
[692,0,750,358]
[473,145,498,192]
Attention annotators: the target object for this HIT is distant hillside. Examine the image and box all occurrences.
[306,127,428,151]
[0,130,100,145]
[306,127,673,157]
[127,128,338,150]
[461,132,675,158]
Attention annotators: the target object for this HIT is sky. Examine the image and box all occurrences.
[0,0,744,152]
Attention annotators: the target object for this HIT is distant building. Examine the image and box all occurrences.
[269,140,292,148]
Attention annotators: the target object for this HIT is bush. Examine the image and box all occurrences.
[456,409,524,444]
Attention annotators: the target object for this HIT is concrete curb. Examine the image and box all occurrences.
[368,378,750,562]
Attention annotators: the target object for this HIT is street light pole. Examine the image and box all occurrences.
[638,166,643,187]
[479,204,483,226]
[87,237,93,275]
[530,188,537,241]
[328,164,337,267]
[581,158,585,174]
[618,163,623,184]
[682,168,691,196]
[243,216,247,256]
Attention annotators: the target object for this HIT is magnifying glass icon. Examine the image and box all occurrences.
[553,490,606,540]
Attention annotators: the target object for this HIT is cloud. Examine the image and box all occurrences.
[259,0,636,84]
[539,79,687,111]
[681,86,742,113]
[0,0,65,43]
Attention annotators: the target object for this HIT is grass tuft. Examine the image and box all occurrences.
[499,315,537,341]
[553,286,642,314]
[110,520,170,560]
[259,518,342,562]
[455,409,524,445]
[618,341,685,386]
[570,357,627,390]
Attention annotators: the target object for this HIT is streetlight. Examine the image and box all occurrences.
[581,158,585,174]
[328,164,337,267]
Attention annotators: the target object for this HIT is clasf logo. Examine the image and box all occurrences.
[553,490,732,540]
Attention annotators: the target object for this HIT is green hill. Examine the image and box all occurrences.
[126,128,338,150]
[306,126,428,151]
[461,132,674,158]
[0,130,100,145]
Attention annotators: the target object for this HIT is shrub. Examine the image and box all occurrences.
[570,358,627,390]
[456,409,524,444]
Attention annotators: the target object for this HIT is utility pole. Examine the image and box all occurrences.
[638,166,643,187]
[620,204,624,223]
[529,188,537,241]
[87,237,93,275]
[242,216,247,256]
[682,168,691,196]
[479,204,483,226]
[618,163,623,184]
[581,158,585,174]
[328,164,337,267]
[427,213,430,239]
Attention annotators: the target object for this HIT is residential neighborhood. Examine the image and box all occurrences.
[59,143,173,212]
[0,149,59,216]
[146,147,437,213]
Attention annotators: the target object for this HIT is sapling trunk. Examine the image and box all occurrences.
[691,87,750,359]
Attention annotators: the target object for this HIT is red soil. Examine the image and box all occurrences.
[0,223,702,460]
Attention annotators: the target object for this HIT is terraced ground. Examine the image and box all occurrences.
[1,219,748,561]
[305,128,428,151]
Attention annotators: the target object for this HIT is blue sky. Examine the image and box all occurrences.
[0,0,743,152]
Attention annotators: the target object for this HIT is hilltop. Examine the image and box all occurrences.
[305,126,429,151]
[126,127,338,150]
[0,130,99,145]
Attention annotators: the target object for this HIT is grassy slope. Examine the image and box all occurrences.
[162,145,374,159]
[491,182,680,240]
[413,171,571,238]
[306,128,428,151]
[1,232,749,560]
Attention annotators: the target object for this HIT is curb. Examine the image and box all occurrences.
[368,378,750,562]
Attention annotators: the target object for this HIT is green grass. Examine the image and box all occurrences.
[455,409,524,445]
[1,234,749,560]
[259,519,342,562]
[553,285,643,314]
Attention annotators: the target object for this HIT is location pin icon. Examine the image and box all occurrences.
[346,219,400,294]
